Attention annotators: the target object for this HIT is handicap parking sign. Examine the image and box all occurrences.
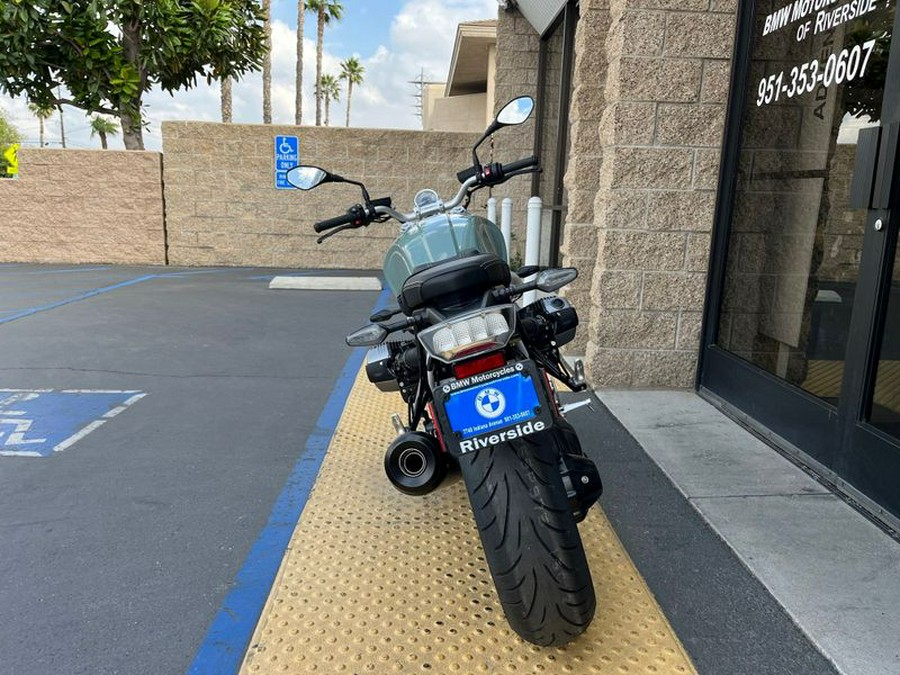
[0,389,146,457]
[275,136,300,190]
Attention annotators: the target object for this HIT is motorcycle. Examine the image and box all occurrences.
[286,96,602,646]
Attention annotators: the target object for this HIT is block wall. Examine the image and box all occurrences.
[0,149,166,264]
[162,123,475,269]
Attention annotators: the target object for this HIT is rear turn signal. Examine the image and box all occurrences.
[453,351,506,379]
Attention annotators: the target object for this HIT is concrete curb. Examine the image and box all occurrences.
[268,276,382,291]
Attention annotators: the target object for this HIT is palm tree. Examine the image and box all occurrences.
[319,74,340,126]
[28,102,55,147]
[340,57,364,128]
[307,0,343,126]
[262,0,272,124]
[89,116,119,150]
[295,0,305,125]
[221,77,233,123]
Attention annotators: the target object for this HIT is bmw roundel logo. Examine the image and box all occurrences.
[475,387,506,419]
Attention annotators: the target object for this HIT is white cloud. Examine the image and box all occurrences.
[0,0,497,151]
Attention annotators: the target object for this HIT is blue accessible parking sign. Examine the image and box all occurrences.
[0,389,146,457]
[274,135,300,190]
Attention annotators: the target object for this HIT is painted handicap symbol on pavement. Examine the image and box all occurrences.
[0,389,146,457]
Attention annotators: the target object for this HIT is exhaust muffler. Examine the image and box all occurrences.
[384,431,447,496]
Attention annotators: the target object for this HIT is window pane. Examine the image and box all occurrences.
[717,3,895,403]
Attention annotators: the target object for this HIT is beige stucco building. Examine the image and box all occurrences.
[422,20,497,132]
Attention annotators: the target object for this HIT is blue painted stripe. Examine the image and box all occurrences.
[0,266,112,276]
[0,275,157,326]
[156,269,231,277]
[187,287,391,675]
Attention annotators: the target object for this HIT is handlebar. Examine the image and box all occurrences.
[312,155,538,240]
[313,196,393,233]
[456,156,539,185]
[502,155,539,174]
[456,166,478,183]
[314,211,359,233]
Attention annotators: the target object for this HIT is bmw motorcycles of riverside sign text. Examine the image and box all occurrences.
[286,96,603,647]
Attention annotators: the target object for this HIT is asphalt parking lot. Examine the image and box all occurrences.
[0,263,839,675]
[0,264,382,674]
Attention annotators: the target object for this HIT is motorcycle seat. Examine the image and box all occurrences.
[398,253,511,314]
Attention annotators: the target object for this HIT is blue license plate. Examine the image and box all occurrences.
[443,372,541,439]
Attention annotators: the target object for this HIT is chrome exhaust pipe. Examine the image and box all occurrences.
[384,432,447,496]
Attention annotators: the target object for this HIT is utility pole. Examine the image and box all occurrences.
[408,68,443,129]
[57,87,66,149]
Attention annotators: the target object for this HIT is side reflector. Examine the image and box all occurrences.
[453,352,506,379]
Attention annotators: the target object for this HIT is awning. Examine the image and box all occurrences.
[513,0,567,37]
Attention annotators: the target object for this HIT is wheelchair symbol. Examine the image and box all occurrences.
[279,139,296,155]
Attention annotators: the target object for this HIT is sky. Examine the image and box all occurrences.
[0,0,498,151]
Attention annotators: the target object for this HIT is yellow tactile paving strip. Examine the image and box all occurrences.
[240,368,697,674]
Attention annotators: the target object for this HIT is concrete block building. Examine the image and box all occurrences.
[496,0,900,529]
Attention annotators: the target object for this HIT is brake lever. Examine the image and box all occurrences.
[504,166,542,180]
[316,223,358,244]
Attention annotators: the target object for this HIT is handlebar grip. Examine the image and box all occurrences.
[502,155,539,174]
[457,166,478,184]
[314,212,356,233]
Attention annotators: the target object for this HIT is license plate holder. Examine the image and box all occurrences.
[432,360,554,456]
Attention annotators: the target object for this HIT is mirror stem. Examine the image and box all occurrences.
[340,176,372,205]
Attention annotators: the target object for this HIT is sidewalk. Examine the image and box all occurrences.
[594,389,900,675]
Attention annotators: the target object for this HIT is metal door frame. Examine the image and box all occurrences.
[698,0,900,523]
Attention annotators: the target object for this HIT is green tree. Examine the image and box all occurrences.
[90,115,119,149]
[307,0,343,126]
[0,0,266,150]
[0,109,21,177]
[28,102,55,147]
[319,74,340,126]
[340,56,364,128]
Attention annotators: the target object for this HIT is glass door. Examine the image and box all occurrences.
[842,53,900,515]
[701,0,900,518]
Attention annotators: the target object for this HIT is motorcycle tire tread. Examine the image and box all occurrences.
[459,433,596,646]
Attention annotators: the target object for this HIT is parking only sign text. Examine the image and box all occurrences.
[274,136,300,190]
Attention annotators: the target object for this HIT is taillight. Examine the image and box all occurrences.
[453,351,506,379]
[417,305,516,363]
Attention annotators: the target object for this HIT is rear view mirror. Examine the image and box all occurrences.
[496,97,534,127]
[471,96,536,169]
[286,165,330,190]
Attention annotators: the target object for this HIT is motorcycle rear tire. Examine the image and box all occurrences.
[458,433,595,646]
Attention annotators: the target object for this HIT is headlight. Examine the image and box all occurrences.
[417,305,516,362]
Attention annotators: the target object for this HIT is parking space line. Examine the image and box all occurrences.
[0,266,112,276]
[187,288,391,675]
[0,275,157,326]
[0,389,148,457]
[51,393,147,453]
